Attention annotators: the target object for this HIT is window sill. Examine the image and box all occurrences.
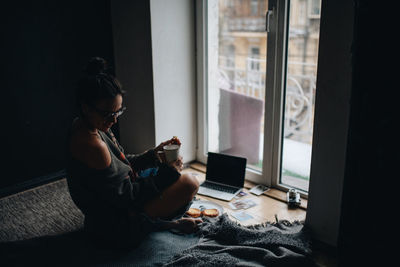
[188,161,307,210]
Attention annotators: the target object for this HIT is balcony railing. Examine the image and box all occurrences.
[226,17,265,32]
[218,57,317,144]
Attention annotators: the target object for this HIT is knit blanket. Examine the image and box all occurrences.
[164,214,315,267]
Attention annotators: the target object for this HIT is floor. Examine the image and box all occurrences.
[183,163,338,267]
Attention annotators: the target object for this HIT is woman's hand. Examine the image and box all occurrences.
[155,140,172,153]
[169,156,184,172]
[173,217,203,234]
[155,136,181,152]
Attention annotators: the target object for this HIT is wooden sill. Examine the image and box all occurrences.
[188,161,307,210]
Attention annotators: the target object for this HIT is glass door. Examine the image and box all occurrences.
[205,0,269,183]
[280,0,321,192]
[198,0,321,191]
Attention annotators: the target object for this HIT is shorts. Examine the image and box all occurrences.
[138,167,159,178]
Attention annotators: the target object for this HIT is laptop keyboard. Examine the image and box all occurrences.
[201,182,238,194]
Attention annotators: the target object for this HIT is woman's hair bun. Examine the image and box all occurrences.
[85,57,107,75]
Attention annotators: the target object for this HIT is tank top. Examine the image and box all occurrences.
[66,130,135,215]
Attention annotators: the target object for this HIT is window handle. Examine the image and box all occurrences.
[266,9,274,32]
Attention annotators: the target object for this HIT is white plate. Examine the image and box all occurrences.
[189,200,224,217]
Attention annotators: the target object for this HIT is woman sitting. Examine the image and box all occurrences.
[66,57,202,248]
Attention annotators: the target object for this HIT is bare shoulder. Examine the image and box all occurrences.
[85,137,111,169]
[69,122,111,170]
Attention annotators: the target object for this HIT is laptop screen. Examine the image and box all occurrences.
[205,152,247,188]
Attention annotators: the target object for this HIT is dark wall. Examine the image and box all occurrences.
[1,1,114,189]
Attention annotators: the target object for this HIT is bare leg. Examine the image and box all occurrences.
[143,173,199,219]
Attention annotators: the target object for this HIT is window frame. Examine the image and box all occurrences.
[195,0,308,197]
[263,0,291,192]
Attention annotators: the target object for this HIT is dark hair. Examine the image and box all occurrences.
[76,57,124,113]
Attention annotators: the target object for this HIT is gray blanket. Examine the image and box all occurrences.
[1,179,314,266]
[164,214,315,267]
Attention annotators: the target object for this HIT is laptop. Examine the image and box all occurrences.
[197,152,247,201]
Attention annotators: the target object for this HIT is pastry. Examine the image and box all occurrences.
[186,208,201,218]
[202,208,219,217]
[171,136,181,146]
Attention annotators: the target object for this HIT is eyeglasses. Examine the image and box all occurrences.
[90,105,126,121]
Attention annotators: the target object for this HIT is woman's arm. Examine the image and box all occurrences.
[126,137,181,171]
[126,149,160,172]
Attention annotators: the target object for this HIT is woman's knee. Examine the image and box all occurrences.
[178,173,199,199]
[143,173,199,219]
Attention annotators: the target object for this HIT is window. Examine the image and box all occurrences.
[249,46,260,71]
[196,0,321,194]
[223,44,235,68]
[250,0,259,16]
[308,0,321,18]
